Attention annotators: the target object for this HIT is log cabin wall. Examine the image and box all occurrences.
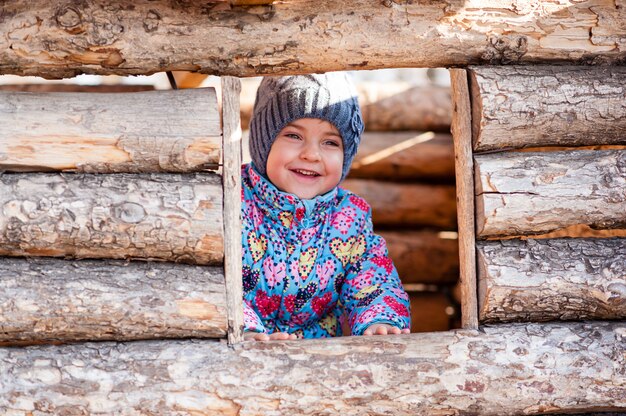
[462,66,626,324]
[0,84,244,344]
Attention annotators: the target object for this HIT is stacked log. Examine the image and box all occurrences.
[466,66,626,324]
[0,86,234,345]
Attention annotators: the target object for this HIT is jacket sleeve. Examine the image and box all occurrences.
[243,300,267,333]
[340,205,411,336]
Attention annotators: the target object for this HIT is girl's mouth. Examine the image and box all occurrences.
[291,168,320,177]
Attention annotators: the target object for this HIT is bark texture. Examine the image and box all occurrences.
[349,132,455,181]
[341,179,457,229]
[0,89,221,173]
[0,257,227,344]
[475,150,626,237]
[1,1,625,79]
[469,66,626,151]
[380,230,459,285]
[0,322,623,415]
[0,84,154,92]
[478,238,626,323]
[0,173,224,264]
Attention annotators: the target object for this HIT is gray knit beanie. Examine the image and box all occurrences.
[249,72,364,181]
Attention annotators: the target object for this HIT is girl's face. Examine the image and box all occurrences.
[266,118,344,200]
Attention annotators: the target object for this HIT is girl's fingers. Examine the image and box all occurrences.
[401,328,411,334]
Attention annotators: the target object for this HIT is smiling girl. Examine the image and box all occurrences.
[242,73,411,340]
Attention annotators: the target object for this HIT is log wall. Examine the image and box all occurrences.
[466,66,626,326]
[0,322,623,415]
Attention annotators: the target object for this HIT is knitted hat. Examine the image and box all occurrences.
[249,72,364,181]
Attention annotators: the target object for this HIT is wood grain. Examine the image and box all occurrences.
[0,173,224,264]
[450,68,478,329]
[0,322,623,415]
[1,1,624,78]
[475,150,626,237]
[221,76,244,344]
[0,257,227,344]
[0,89,221,173]
[469,66,626,151]
[478,238,626,323]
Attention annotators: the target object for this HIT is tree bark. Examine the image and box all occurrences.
[469,66,626,152]
[0,322,623,415]
[478,238,626,323]
[380,230,459,285]
[0,257,227,344]
[349,132,455,181]
[1,1,624,79]
[0,84,154,93]
[475,150,626,237]
[0,173,224,264]
[0,89,221,173]
[341,179,457,229]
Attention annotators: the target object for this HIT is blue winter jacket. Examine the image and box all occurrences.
[242,163,410,338]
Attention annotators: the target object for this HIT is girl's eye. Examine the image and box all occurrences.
[324,140,340,147]
[285,133,301,140]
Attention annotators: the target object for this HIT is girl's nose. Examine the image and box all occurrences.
[300,142,321,161]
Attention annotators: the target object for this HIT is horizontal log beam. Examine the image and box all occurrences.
[0,84,154,93]
[470,66,626,151]
[0,322,623,414]
[0,257,227,344]
[349,132,455,181]
[1,1,624,79]
[475,150,626,237]
[0,173,224,264]
[478,238,626,323]
[0,89,221,173]
[341,179,457,229]
[381,230,459,285]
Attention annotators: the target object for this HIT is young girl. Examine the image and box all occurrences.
[242,73,411,340]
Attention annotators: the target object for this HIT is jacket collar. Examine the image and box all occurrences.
[244,163,337,229]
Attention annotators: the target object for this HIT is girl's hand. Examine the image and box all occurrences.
[244,331,298,341]
[362,324,410,336]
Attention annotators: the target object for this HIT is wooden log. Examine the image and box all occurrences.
[409,291,455,333]
[0,89,221,173]
[242,83,453,133]
[341,179,457,229]
[0,322,623,415]
[0,257,227,344]
[478,238,626,323]
[1,1,624,79]
[380,230,459,285]
[475,150,626,237]
[469,66,626,152]
[0,173,224,264]
[221,76,244,344]
[359,85,452,132]
[0,84,154,92]
[349,132,455,181]
[451,68,479,329]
